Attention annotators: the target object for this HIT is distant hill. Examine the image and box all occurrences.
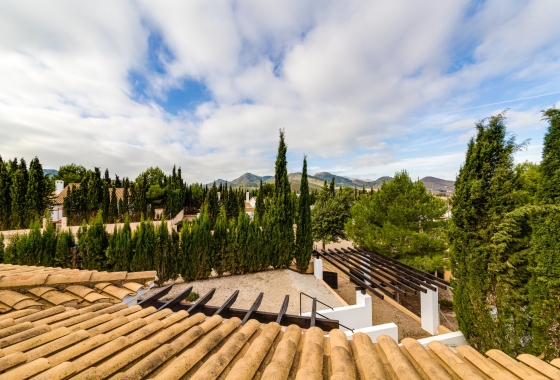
[207,172,454,193]
[420,176,455,194]
[43,169,58,177]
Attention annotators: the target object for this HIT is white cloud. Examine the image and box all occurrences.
[0,0,558,184]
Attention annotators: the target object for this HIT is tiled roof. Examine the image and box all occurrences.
[0,303,559,379]
[52,185,126,205]
[0,265,155,313]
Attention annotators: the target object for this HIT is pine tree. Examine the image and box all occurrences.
[449,113,520,352]
[270,129,295,267]
[42,222,57,267]
[295,156,313,272]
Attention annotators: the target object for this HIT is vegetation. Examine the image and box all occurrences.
[450,108,560,360]
[295,156,313,272]
[312,180,354,248]
[346,171,448,272]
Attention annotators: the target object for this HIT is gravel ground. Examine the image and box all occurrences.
[142,269,344,315]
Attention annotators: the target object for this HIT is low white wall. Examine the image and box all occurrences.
[421,286,439,335]
[301,290,372,331]
[343,323,398,343]
[313,257,323,280]
[414,331,468,347]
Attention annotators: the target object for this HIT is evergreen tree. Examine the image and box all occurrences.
[154,217,172,285]
[109,185,118,223]
[0,161,10,230]
[0,233,4,263]
[270,129,295,267]
[42,222,57,267]
[10,169,27,229]
[131,219,155,272]
[23,222,42,265]
[537,108,560,204]
[255,179,265,224]
[179,221,194,280]
[102,182,110,223]
[295,156,313,272]
[54,231,74,268]
[212,206,228,276]
[329,176,335,197]
[449,113,520,352]
[81,211,108,270]
[26,157,49,222]
[190,211,213,279]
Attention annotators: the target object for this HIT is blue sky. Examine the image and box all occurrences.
[0,0,558,182]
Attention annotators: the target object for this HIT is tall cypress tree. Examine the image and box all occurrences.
[449,113,519,352]
[255,179,265,224]
[0,162,10,230]
[81,211,108,270]
[42,222,57,267]
[54,230,74,268]
[109,185,118,223]
[537,108,560,204]
[212,206,228,276]
[270,129,295,267]
[10,169,27,229]
[26,157,47,222]
[296,156,313,272]
[154,217,171,285]
[131,219,155,272]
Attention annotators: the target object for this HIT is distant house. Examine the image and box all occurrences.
[245,193,256,219]
[50,181,126,223]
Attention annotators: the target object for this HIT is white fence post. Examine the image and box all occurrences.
[421,286,439,335]
[314,257,323,280]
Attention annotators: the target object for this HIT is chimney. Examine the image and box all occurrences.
[55,180,64,195]
[246,191,249,202]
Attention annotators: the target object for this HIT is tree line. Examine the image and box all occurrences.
[0,130,315,277]
[449,108,560,360]
[0,156,53,230]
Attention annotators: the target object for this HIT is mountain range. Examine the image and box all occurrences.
[209,172,455,193]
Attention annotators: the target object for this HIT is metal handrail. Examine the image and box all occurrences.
[299,292,334,315]
[299,292,355,332]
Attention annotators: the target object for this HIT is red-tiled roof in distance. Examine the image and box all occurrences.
[0,302,558,379]
[52,184,126,205]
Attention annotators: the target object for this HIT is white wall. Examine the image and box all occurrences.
[301,290,372,331]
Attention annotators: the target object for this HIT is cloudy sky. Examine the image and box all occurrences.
[1,0,559,183]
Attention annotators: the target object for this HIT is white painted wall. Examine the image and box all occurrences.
[302,290,372,331]
[343,323,398,343]
[421,286,439,335]
[414,331,468,347]
[313,257,323,280]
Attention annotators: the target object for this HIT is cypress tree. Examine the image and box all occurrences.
[270,129,295,267]
[55,230,74,268]
[0,161,10,230]
[24,222,43,265]
[191,211,212,279]
[81,211,109,270]
[329,177,335,197]
[236,211,250,273]
[449,113,519,352]
[26,157,48,222]
[0,233,4,263]
[131,219,155,272]
[524,108,560,358]
[212,206,228,276]
[42,222,57,267]
[255,179,265,224]
[102,182,110,223]
[109,185,118,223]
[154,218,171,285]
[10,169,27,229]
[537,108,560,204]
[114,217,132,271]
[179,221,194,280]
[295,156,313,272]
